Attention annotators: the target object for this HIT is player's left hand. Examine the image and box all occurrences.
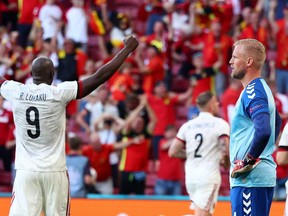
[231,155,261,178]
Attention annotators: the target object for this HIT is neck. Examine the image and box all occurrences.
[241,73,261,88]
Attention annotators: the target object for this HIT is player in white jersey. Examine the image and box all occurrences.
[276,122,288,216]
[0,36,139,216]
[169,91,230,216]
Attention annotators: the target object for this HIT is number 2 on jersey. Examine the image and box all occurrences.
[194,133,203,158]
[26,106,40,139]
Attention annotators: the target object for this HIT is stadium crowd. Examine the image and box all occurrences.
[1,0,288,199]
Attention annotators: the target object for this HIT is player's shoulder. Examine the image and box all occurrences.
[242,78,267,102]
[214,116,229,125]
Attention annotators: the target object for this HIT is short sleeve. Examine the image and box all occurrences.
[279,124,288,147]
[176,122,188,142]
[0,80,22,102]
[53,81,78,103]
[218,119,230,137]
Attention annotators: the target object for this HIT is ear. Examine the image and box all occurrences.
[247,57,253,67]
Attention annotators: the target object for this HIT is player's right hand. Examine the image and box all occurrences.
[124,35,139,52]
[231,156,261,178]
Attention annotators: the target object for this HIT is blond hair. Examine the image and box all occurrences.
[233,39,266,70]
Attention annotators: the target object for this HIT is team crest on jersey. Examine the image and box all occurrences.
[246,83,255,99]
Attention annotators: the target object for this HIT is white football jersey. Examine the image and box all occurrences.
[177,112,230,184]
[0,80,78,171]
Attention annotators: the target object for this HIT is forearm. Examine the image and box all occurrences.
[173,149,186,159]
[248,113,271,159]
[80,47,131,98]
[276,148,288,165]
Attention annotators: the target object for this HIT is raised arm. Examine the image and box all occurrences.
[77,36,139,99]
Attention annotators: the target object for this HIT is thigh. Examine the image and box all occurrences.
[133,172,146,195]
[154,179,167,195]
[119,171,132,194]
[188,183,219,214]
[231,187,274,216]
[9,170,43,216]
[42,171,70,216]
[170,181,182,195]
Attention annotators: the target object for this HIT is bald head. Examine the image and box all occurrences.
[31,56,54,85]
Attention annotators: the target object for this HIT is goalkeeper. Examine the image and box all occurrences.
[229,39,282,216]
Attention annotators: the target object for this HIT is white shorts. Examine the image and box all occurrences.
[186,182,220,214]
[9,170,70,216]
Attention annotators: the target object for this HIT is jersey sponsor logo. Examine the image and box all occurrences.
[246,83,255,99]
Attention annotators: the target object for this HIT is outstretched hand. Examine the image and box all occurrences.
[124,35,139,53]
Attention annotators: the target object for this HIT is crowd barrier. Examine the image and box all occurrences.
[0,194,285,216]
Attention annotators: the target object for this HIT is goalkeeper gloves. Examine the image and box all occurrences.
[231,154,261,178]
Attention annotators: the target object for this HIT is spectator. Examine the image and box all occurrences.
[0,0,18,32]
[220,78,242,124]
[38,0,63,41]
[93,113,125,190]
[202,17,233,98]
[66,135,96,198]
[110,60,136,103]
[110,13,133,48]
[187,51,221,120]
[135,42,165,94]
[0,95,14,172]
[17,0,42,48]
[65,0,88,52]
[76,85,119,134]
[14,47,34,83]
[118,95,156,195]
[82,131,136,194]
[147,80,192,165]
[269,1,288,94]
[57,38,87,83]
[154,124,183,195]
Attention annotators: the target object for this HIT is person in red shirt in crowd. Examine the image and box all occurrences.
[135,42,165,94]
[187,51,221,120]
[220,78,242,124]
[266,79,288,131]
[269,1,288,94]
[0,95,14,172]
[82,131,135,194]
[237,8,269,49]
[118,95,156,195]
[154,124,183,195]
[14,47,35,84]
[110,60,136,103]
[202,17,233,98]
[17,0,43,48]
[210,0,234,35]
[147,80,192,166]
[272,150,288,200]
[173,23,205,79]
